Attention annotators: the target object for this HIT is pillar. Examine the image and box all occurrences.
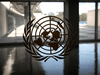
[64,0,79,75]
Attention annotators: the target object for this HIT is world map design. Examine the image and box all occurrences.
[23,16,76,62]
[31,16,68,55]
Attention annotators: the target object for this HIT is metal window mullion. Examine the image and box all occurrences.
[95,2,98,40]
[95,3,98,75]
[28,2,32,75]
[28,2,31,43]
[29,2,31,22]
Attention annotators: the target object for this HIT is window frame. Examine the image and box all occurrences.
[79,1,100,42]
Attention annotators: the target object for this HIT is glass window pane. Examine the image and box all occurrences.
[31,2,64,75]
[31,2,64,21]
[79,2,95,40]
[98,3,100,39]
[31,2,64,42]
[0,2,27,43]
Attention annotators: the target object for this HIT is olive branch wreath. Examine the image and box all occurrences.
[23,17,76,62]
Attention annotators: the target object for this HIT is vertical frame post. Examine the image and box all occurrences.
[28,2,32,75]
[95,2,98,40]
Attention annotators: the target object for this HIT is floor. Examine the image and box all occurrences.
[0,43,100,75]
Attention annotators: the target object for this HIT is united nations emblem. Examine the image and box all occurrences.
[23,16,76,62]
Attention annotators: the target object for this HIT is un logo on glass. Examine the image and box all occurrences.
[23,16,76,62]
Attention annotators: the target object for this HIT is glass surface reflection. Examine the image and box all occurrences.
[0,43,100,75]
[79,43,95,75]
[3,48,16,75]
[40,59,63,75]
[98,43,100,75]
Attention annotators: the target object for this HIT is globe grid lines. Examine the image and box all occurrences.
[31,16,69,55]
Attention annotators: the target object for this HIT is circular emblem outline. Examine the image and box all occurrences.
[23,16,76,62]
